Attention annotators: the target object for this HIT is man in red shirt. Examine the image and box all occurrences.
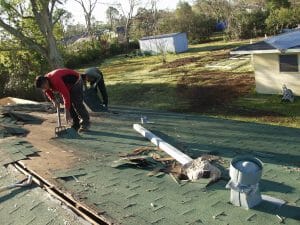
[35,68,90,132]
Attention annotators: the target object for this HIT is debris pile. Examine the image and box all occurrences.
[133,124,223,184]
[184,156,221,182]
[112,146,222,185]
[0,139,39,166]
[0,110,44,138]
[0,98,43,165]
[0,97,52,112]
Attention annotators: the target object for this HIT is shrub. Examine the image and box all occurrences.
[0,50,47,100]
[63,40,105,68]
[109,42,125,55]
[266,7,300,35]
[63,37,142,68]
[226,10,268,39]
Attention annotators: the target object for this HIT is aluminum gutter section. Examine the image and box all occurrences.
[230,49,300,55]
[230,49,280,54]
[133,124,193,166]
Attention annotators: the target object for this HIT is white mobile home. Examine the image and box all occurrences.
[231,30,300,95]
[139,32,188,54]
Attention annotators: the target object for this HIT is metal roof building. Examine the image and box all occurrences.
[139,32,188,54]
[231,29,300,95]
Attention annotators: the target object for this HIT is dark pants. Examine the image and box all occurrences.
[70,78,90,129]
[96,78,108,106]
[89,75,108,107]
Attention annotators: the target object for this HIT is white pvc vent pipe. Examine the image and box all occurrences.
[133,124,193,166]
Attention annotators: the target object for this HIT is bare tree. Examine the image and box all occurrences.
[117,0,140,46]
[195,0,232,22]
[74,0,99,36]
[0,0,65,69]
[148,0,158,34]
[133,1,158,37]
[106,6,119,32]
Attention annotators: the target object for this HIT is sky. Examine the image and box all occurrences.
[64,0,194,25]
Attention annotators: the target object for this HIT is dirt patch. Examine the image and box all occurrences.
[210,51,230,61]
[150,56,203,71]
[150,51,229,72]
[176,71,255,112]
[22,112,84,179]
[260,116,290,123]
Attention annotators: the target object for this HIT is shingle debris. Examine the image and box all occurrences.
[0,139,39,166]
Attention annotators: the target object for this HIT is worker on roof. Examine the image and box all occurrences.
[35,68,90,132]
[81,67,108,110]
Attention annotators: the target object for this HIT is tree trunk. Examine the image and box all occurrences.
[124,18,130,50]
[31,0,64,69]
[39,3,64,69]
[47,36,64,69]
[85,13,93,37]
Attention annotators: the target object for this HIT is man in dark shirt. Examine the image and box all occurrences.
[35,68,90,132]
[82,67,108,109]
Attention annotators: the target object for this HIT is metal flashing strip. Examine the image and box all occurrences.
[13,161,115,225]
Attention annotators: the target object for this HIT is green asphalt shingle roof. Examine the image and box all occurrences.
[51,106,300,225]
[0,165,86,225]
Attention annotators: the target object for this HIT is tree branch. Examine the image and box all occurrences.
[74,0,88,14]
[30,0,41,22]
[30,0,50,37]
[91,0,98,12]
[50,0,56,15]
[52,10,66,25]
[0,17,47,57]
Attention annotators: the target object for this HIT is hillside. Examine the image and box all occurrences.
[79,40,300,128]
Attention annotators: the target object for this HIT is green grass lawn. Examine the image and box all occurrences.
[80,39,300,128]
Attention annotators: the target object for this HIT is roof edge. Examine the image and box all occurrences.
[139,32,185,41]
[231,48,300,55]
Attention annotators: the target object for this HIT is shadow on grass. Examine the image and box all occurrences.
[187,43,243,53]
[106,79,300,117]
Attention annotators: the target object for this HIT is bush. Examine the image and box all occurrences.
[109,42,125,55]
[0,50,48,100]
[226,10,268,39]
[0,63,9,97]
[63,37,142,68]
[266,7,300,35]
[226,7,300,39]
[128,40,140,50]
[63,40,105,68]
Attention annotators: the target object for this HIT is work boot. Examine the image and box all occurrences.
[78,123,90,132]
